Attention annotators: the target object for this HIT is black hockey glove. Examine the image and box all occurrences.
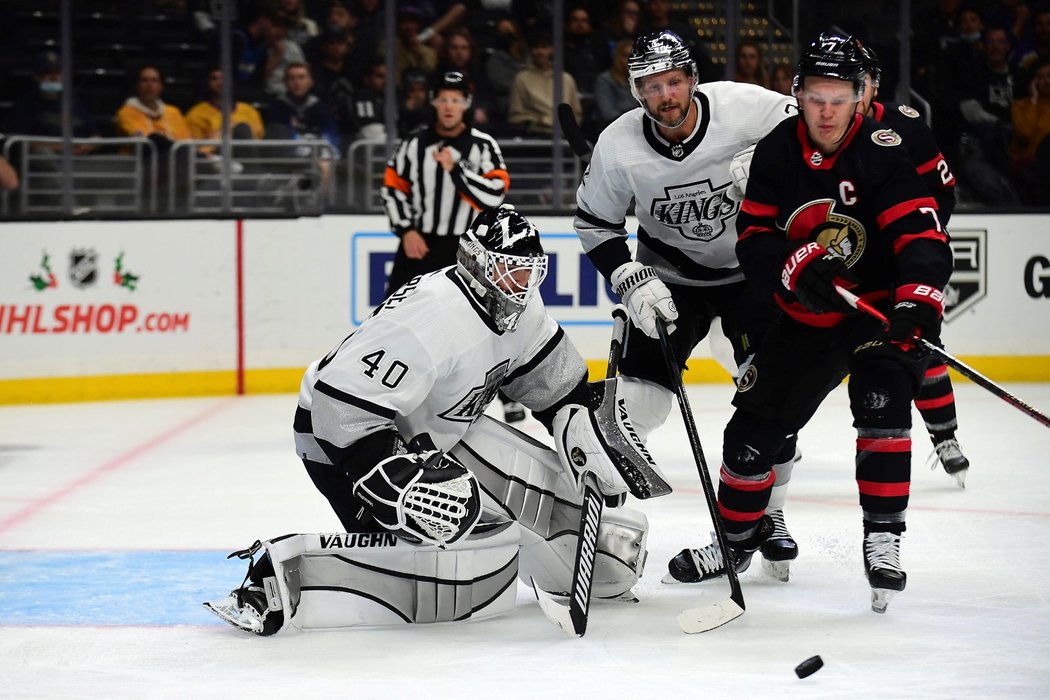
[888,284,944,350]
[781,242,858,314]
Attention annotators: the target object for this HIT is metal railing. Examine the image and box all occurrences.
[168,139,339,215]
[2,135,156,216]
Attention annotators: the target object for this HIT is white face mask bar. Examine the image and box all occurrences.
[486,251,548,308]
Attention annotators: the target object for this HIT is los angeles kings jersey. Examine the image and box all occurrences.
[294,268,586,470]
[574,81,796,287]
[736,113,953,328]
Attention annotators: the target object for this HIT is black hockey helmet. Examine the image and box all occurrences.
[627,30,697,112]
[856,39,882,86]
[430,70,472,104]
[793,31,867,98]
[457,205,547,332]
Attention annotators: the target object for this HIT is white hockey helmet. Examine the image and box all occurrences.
[627,30,697,121]
[457,205,548,332]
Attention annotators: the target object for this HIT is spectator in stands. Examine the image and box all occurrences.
[305,1,367,69]
[411,1,468,53]
[262,12,308,98]
[435,26,492,124]
[912,0,965,95]
[483,15,527,121]
[7,51,100,150]
[264,62,340,152]
[597,0,641,57]
[507,27,582,135]
[771,63,793,95]
[185,67,265,141]
[639,0,715,80]
[563,4,609,93]
[734,39,770,88]
[1017,8,1050,77]
[987,0,1032,51]
[310,27,358,145]
[115,64,192,152]
[353,58,387,140]
[279,0,319,49]
[592,37,635,136]
[392,5,438,87]
[225,8,278,103]
[398,67,434,136]
[1010,59,1050,203]
[0,154,17,191]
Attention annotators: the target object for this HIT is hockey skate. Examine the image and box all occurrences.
[863,531,906,614]
[930,437,969,488]
[663,516,772,584]
[503,400,527,424]
[204,583,284,635]
[759,509,798,582]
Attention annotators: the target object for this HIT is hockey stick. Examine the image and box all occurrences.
[835,286,1050,429]
[534,304,629,637]
[557,102,592,159]
[656,321,747,634]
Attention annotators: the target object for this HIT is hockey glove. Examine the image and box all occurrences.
[781,241,858,314]
[353,449,482,547]
[611,261,678,338]
[888,284,944,350]
[726,143,756,202]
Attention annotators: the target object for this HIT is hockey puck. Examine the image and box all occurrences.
[794,655,823,679]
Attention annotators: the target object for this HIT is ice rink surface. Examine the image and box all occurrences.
[2,382,1049,699]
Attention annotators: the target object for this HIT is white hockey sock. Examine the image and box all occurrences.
[618,376,673,443]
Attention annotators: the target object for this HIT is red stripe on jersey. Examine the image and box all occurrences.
[720,466,775,491]
[926,364,949,379]
[916,393,955,410]
[857,479,911,497]
[876,196,938,228]
[738,224,775,242]
[718,503,766,522]
[857,436,912,453]
[892,230,948,255]
[741,200,779,217]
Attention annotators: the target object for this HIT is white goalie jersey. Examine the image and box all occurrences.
[574,81,796,287]
[295,268,587,466]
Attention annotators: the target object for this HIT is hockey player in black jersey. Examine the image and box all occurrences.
[670,31,953,614]
[856,41,971,485]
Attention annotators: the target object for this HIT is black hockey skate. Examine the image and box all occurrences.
[931,437,969,488]
[759,508,798,582]
[203,544,285,635]
[663,516,773,584]
[863,530,906,614]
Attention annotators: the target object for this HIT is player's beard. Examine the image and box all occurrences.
[651,96,693,130]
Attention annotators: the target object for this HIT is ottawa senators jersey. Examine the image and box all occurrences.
[736,113,953,327]
[870,101,957,222]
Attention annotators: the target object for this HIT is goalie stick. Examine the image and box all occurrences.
[557,102,591,159]
[834,286,1050,429]
[656,321,747,634]
[534,304,629,637]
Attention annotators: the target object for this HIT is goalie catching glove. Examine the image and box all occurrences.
[611,261,678,338]
[353,448,482,547]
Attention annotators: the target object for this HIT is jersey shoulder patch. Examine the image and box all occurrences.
[897,104,921,119]
[871,129,902,147]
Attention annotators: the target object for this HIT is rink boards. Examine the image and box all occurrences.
[1,214,1048,403]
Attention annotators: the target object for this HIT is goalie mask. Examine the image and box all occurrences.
[457,205,548,332]
[793,31,867,101]
[627,30,697,126]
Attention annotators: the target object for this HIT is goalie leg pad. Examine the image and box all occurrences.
[453,415,650,599]
[205,524,520,633]
[353,450,482,547]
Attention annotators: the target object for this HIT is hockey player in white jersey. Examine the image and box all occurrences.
[573,30,797,580]
[204,205,667,635]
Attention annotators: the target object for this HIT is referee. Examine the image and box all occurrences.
[381,70,510,297]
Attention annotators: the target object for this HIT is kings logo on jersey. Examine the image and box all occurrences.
[439,361,510,423]
[784,199,866,268]
[649,179,738,241]
[943,229,987,323]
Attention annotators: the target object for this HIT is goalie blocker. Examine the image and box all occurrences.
[205,408,654,635]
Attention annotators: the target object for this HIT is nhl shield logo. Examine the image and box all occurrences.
[943,230,987,323]
[70,248,98,288]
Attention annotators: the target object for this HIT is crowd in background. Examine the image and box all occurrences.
[2,0,1050,207]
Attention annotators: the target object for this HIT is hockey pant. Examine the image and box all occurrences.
[221,416,648,633]
[718,315,929,545]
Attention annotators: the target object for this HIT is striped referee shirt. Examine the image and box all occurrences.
[382,125,509,236]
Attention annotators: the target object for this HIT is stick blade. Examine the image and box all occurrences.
[677,598,745,634]
[532,578,582,637]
